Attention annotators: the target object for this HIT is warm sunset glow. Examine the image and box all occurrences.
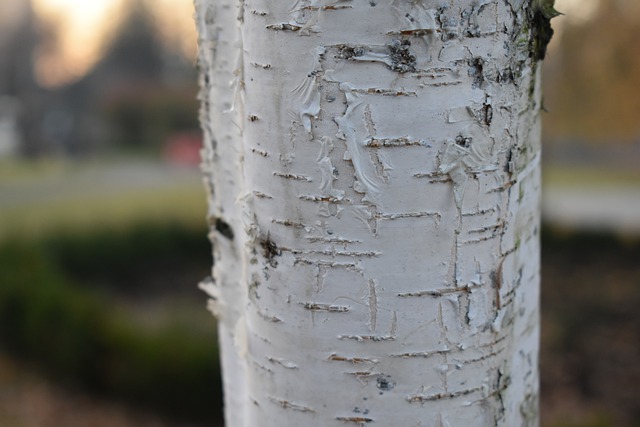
[32,0,197,88]
[546,0,600,53]
[33,0,127,87]
[147,0,198,61]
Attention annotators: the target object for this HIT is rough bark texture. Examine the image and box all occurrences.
[196,1,542,426]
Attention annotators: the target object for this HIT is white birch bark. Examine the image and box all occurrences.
[195,1,248,426]
[197,1,542,426]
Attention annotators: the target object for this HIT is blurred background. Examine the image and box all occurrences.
[0,0,638,426]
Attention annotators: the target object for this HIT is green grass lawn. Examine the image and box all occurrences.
[543,165,640,188]
[0,158,207,241]
[0,185,207,241]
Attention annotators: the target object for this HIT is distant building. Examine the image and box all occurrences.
[0,0,198,157]
[0,0,41,156]
[0,97,21,157]
[163,132,202,167]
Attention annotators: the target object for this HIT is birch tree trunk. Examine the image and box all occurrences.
[196,1,545,425]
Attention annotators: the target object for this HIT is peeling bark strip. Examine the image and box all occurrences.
[266,356,299,369]
[336,416,374,424]
[268,397,316,413]
[396,283,476,298]
[392,348,452,358]
[328,354,378,364]
[407,386,483,403]
[301,302,350,313]
[196,0,545,425]
[338,334,395,342]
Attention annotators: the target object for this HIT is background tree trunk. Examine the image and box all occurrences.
[196,1,543,425]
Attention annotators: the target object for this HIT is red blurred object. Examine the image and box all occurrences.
[163,132,202,167]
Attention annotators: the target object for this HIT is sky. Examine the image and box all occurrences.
[32,0,197,87]
[30,0,599,88]
[546,0,601,52]
[33,0,127,87]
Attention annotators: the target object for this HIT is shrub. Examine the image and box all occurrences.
[0,227,222,424]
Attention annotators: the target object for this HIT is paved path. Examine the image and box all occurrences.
[543,185,640,234]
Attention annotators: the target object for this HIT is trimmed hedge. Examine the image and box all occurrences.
[0,225,222,424]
